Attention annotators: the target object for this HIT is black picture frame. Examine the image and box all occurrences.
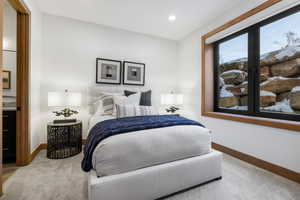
[3,70,11,89]
[123,61,145,86]
[96,58,122,85]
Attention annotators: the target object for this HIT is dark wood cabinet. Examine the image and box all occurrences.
[3,111,16,163]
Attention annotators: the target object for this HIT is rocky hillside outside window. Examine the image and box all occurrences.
[214,5,300,122]
[217,33,248,111]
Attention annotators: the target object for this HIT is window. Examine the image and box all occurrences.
[217,33,248,111]
[214,5,300,122]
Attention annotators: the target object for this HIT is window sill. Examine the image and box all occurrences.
[202,111,300,132]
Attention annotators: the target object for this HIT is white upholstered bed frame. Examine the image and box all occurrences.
[88,150,222,200]
[87,86,222,199]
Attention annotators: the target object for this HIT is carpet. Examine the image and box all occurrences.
[1,150,300,200]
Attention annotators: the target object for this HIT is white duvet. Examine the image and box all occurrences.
[89,115,212,177]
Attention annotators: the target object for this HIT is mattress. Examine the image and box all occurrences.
[89,115,211,177]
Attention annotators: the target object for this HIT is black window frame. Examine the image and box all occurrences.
[214,4,300,122]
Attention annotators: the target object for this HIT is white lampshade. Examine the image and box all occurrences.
[48,92,64,107]
[67,92,82,107]
[161,93,183,105]
[175,94,183,105]
[48,91,82,107]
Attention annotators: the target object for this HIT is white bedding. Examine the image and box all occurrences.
[89,115,212,177]
[88,114,115,132]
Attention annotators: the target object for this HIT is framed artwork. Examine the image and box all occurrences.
[96,58,122,84]
[3,71,11,89]
[123,61,145,86]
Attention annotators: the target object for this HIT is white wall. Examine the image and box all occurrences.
[3,3,17,97]
[41,14,179,141]
[3,3,16,51]
[22,0,44,152]
[178,0,300,173]
[24,0,300,173]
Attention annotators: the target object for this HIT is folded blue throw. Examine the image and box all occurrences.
[81,115,204,172]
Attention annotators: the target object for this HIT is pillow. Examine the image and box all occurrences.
[113,92,141,106]
[93,93,116,116]
[115,105,158,118]
[124,90,152,106]
[113,93,141,115]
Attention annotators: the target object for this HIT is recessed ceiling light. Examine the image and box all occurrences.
[168,15,176,22]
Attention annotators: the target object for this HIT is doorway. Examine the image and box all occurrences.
[1,0,30,195]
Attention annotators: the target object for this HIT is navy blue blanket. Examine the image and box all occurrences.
[81,115,204,172]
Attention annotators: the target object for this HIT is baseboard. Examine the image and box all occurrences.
[30,139,86,162]
[30,143,47,162]
[212,142,300,184]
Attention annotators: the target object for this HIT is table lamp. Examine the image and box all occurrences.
[48,90,82,124]
[161,92,183,113]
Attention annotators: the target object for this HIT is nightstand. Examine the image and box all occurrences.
[47,120,82,159]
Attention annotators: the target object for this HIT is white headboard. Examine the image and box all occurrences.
[87,85,151,114]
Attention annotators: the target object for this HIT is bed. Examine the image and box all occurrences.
[84,88,222,200]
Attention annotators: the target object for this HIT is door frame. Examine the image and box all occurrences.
[1,0,30,194]
[3,0,30,169]
[0,0,4,195]
[9,0,31,166]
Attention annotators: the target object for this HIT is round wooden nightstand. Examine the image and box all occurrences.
[47,120,82,159]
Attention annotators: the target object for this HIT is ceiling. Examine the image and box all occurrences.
[35,0,249,40]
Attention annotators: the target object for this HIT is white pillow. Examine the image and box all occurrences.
[113,92,141,106]
[94,99,113,116]
[115,105,158,118]
[93,92,120,116]
[113,92,141,115]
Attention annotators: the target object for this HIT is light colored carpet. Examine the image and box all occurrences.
[1,150,300,200]
[2,164,18,184]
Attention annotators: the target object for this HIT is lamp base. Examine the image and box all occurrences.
[53,119,77,124]
[166,106,179,113]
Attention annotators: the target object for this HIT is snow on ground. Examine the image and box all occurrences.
[261,99,294,113]
[220,69,245,76]
[220,57,247,65]
[260,52,270,60]
[227,106,248,111]
[219,77,225,88]
[220,87,234,98]
[260,90,276,97]
[222,45,300,66]
[223,84,234,89]
[291,86,300,93]
[275,45,300,60]
[240,81,248,86]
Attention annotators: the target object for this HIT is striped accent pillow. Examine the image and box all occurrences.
[94,94,115,115]
[115,105,158,118]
